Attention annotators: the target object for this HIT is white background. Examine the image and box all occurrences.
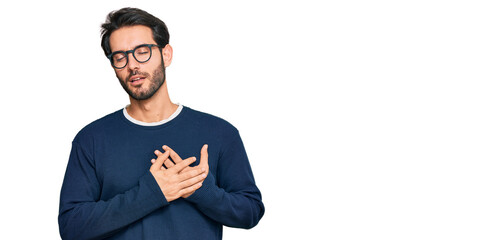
[1,0,502,239]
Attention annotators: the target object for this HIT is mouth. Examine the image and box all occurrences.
[128,75,146,86]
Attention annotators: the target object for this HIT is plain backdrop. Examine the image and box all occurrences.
[1,0,502,239]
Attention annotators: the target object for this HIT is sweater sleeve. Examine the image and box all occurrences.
[58,141,168,240]
[185,131,265,229]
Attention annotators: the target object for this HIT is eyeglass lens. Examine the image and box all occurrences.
[111,45,152,69]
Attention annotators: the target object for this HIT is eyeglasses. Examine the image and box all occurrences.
[107,44,162,69]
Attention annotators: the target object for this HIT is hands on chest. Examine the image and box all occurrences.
[149,144,209,202]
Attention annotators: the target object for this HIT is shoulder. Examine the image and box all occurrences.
[73,109,123,144]
[182,106,239,136]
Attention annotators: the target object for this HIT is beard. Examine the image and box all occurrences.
[118,61,166,101]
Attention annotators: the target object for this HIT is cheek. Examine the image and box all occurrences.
[115,70,128,81]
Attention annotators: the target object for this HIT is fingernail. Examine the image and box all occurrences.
[155,150,160,154]
[201,167,205,172]
[163,145,168,149]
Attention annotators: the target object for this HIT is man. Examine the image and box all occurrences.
[58,7,264,240]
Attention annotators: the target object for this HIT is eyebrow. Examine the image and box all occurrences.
[111,43,155,53]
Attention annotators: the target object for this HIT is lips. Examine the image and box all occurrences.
[128,75,146,86]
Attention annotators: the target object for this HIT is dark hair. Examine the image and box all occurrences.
[100,7,170,56]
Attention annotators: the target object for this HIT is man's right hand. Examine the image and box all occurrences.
[149,149,207,202]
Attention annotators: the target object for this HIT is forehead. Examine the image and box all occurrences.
[109,25,155,52]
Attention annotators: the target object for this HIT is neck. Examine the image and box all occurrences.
[126,81,178,123]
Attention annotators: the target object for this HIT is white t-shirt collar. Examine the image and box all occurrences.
[123,104,183,126]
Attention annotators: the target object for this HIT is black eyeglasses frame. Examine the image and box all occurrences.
[107,44,162,69]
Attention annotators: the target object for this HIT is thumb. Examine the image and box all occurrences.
[200,144,209,170]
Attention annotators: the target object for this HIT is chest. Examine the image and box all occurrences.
[93,129,220,200]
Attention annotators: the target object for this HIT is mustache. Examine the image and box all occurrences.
[127,70,151,81]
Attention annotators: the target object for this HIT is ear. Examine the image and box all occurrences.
[162,44,173,68]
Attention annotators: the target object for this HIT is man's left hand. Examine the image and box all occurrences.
[151,144,209,198]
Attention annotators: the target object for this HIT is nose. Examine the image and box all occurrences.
[127,52,140,70]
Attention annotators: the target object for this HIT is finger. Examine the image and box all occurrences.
[158,146,177,167]
[178,167,206,181]
[164,161,175,168]
[200,144,209,170]
[170,156,197,173]
[164,146,183,164]
[150,159,169,170]
[151,149,169,170]
[159,147,178,167]
[179,157,197,173]
[178,182,203,196]
[163,158,175,168]
[179,172,207,188]
[152,159,172,171]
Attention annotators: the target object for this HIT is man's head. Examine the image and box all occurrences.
[101,8,172,100]
[101,7,170,58]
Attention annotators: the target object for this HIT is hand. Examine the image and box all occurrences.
[149,148,207,202]
[152,144,209,198]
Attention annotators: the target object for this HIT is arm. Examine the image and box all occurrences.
[58,141,168,240]
[185,134,265,229]
[58,142,206,240]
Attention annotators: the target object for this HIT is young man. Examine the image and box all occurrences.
[58,7,264,240]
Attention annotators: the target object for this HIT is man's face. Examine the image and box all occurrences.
[109,25,172,100]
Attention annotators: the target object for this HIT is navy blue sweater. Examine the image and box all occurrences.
[58,106,264,240]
